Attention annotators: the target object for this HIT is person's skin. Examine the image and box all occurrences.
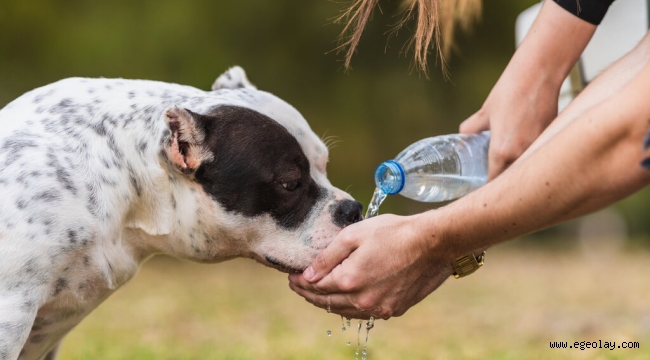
[525,31,650,156]
[288,32,650,321]
[460,0,597,180]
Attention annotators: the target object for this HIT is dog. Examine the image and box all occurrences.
[0,67,363,360]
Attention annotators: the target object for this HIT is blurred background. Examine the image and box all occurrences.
[1,0,649,359]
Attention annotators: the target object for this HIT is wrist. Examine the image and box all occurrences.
[411,209,488,274]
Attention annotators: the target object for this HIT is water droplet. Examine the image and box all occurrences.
[366,317,375,330]
[326,330,331,337]
[347,342,351,346]
[355,320,363,360]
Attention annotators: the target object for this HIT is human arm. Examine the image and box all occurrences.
[459,0,597,180]
[289,59,650,320]
[523,31,650,157]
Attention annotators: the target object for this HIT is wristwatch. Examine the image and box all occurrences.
[451,251,486,279]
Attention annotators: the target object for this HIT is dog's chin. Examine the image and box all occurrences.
[261,255,305,274]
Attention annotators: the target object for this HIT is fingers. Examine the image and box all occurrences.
[287,282,383,320]
[290,260,352,294]
[487,153,512,180]
[459,110,489,134]
[487,134,527,180]
[302,229,359,283]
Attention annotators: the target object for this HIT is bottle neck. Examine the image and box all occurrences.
[374,160,405,195]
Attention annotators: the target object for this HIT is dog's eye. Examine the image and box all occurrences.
[281,180,300,191]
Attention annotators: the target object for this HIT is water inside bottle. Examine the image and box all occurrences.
[401,174,485,202]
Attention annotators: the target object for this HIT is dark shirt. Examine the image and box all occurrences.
[555,0,616,25]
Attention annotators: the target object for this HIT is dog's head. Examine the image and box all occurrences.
[158,67,362,272]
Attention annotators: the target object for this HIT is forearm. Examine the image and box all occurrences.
[420,62,650,257]
[460,0,597,178]
[525,31,650,156]
[505,0,597,92]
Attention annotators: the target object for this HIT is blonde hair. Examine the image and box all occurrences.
[336,0,482,74]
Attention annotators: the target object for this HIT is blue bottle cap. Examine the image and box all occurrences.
[374,160,405,195]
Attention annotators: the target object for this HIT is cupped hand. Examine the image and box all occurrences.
[459,60,561,180]
[288,213,454,320]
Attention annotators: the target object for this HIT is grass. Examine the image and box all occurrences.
[60,246,650,360]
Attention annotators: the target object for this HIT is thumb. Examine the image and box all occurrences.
[303,232,357,283]
[459,110,489,134]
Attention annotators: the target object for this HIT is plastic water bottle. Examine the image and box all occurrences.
[374,131,490,202]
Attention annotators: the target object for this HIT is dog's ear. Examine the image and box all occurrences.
[211,66,256,90]
[164,106,214,174]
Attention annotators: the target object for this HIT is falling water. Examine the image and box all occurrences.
[329,187,388,359]
[365,187,388,219]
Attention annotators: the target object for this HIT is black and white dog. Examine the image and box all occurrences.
[0,67,362,360]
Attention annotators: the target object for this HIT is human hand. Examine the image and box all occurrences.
[288,213,455,320]
[458,0,598,180]
[459,68,560,180]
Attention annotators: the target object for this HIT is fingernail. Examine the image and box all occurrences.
[304,266,315,281]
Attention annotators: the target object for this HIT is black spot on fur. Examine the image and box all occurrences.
[35,89,55,102]
[22,300,36,312]
[20,258,37,275]
[47,153,77,195]
[192,106,323,229]
[128,166,141,197]
[53,278,68,296]
[138,141,148,153]
[106,133,123,158]
[90,121,107,136]
[32,190,61,203]
[2,138,38,152]
[16,199,27,210]
[68,230,77,244]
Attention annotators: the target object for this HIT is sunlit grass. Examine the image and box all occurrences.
[60,246,650,359]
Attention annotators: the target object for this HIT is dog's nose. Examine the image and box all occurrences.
[332,199,363,227]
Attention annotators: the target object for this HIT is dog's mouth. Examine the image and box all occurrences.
[264,255,304,274]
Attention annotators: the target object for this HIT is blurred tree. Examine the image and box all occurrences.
[0,0,647,240]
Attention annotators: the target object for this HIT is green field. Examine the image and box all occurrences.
[60,247,650,360]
